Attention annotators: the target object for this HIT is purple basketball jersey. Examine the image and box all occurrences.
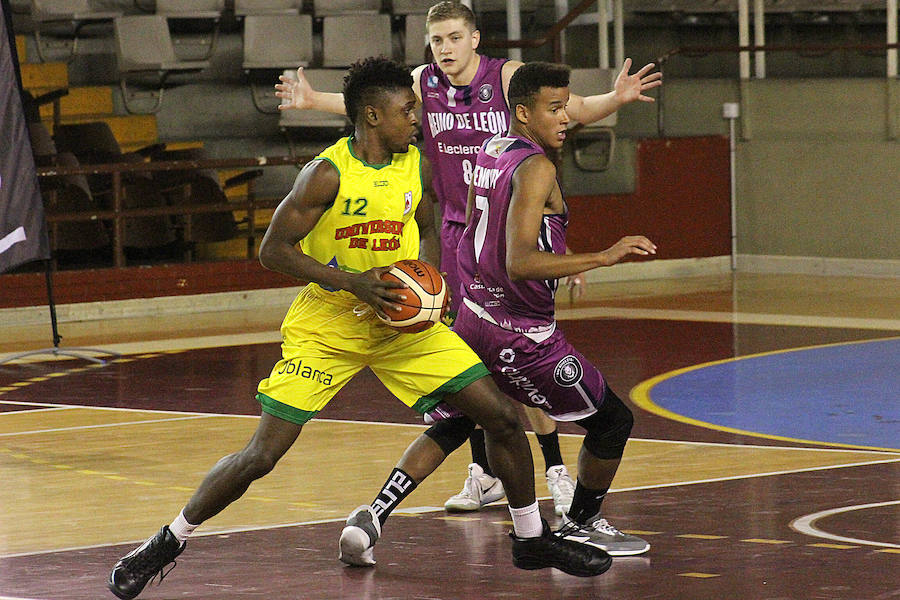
[420,56,508,226]
[457,134,569,335]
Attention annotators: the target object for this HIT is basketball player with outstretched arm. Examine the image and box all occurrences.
[276,1,661,518]
[107,57,611,600]
[335,62,657,569]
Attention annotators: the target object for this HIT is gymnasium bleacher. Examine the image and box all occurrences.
[8,0,897,273]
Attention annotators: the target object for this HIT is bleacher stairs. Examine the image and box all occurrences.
[17,36,266,262]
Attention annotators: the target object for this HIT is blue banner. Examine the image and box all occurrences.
[0,0,49,273]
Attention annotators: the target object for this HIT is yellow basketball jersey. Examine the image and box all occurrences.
[300,137,423,299]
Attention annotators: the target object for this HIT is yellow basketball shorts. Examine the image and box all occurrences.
[256,284,489,425]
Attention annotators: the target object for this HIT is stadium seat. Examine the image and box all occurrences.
[242,14,314,113]
[113,15,210,114]
[312,0,380,17]
[154,0,225,61]
[29,0,121,62]
[233,0,302,16]
[322,14,392,68]
[53,121,177,251]
[567,68,617,172]
[404,13,428,66]
[392,0,430,14]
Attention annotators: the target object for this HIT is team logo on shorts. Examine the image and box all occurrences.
[553,355,583,387]
[478,83,493,102]
[404,191,413,214]
[499,348,516,363]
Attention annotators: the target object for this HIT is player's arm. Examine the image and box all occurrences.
[563,246,586,301]
[415,154,440,267]
[565,58,662,125]
[275,65,426,113]
[505,155,656,281]
[258,160,407,317]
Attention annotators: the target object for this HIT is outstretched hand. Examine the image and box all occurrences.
[348,266,409,320]
[614,58,662,104]
[602,236,657,266]
[275,67,314,111]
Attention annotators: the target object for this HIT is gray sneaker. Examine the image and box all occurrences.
[558,513,650,556]
[339,505,381,566]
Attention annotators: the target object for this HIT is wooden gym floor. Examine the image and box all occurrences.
[0,272,897,600]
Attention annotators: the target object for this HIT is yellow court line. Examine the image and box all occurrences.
[630,336,900,453]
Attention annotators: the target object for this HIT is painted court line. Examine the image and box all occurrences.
[790,500,900,549]
[3,456,898,559]
[0,414,213,437]
[3,400,897,457]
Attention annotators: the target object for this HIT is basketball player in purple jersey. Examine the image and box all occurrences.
[276,1,661,520]
[452,61,657,555]
[337,62,656,566]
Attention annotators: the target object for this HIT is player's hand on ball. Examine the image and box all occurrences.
[350,266,408,320]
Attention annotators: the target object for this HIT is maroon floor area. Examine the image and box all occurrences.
[2,465,897,600]
[1,318,897,599]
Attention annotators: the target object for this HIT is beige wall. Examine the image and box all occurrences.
[613,78,900,261]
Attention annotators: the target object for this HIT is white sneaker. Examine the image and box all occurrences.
[443,463,505,512]
[339,505,381,566]
[546,465,575,516]
[558,513,650,556]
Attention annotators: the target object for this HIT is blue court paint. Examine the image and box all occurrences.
[648,338,899,450]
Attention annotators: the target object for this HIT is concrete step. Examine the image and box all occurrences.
[42,114,158,153]
[20,61,68,93]
[36,85,114,122]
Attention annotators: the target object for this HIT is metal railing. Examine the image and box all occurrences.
[36,154,312,268]
[480,0,599,61]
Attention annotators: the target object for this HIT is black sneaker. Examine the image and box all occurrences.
[108,526,185,600]
[510,520,612,577]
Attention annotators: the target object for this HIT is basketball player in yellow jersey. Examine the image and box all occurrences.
[107,58,611,600]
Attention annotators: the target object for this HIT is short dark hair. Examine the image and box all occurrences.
[507,62,571,111]
[343,57,414,123]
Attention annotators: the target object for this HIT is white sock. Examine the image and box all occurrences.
[168,509,199,543]
[509,501,542,538]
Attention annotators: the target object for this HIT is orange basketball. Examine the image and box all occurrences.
[378,259,449,333]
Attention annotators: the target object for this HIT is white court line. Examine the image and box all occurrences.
[0,414,212,437]
[556,306,900,331]
[0,406,75,414]
[790,500,900,548]
[3,456,898,559]
[1,400,896,457]
[0,400,77,409]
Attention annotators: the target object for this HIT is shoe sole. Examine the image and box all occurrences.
[339,526,376,567]
[603,543,651,557]
[107,581,136,600]
[513,554,613,577]
[571,538,651,557]
[444,489,506,512]
[443,501,481,512]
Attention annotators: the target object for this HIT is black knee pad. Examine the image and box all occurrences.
[424,415,476,456]
[577,388,634,460]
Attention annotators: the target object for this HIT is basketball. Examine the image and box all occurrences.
[377,259,449,333]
